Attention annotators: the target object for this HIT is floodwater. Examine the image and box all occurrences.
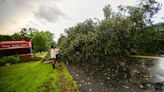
[67,57,164,92]
[143,57,164,83]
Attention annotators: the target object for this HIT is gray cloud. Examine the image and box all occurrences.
[0,0,40,34]
[0,0,66,34]
[0,0,37,25]
[35,5,66,23]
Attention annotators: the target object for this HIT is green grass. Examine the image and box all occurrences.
[0,52,79,92]
[57,63,79,92]
[34,52,48,58]
[0,61,60,92]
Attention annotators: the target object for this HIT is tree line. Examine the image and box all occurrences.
[0,28,54,52]
[58,0,164,63]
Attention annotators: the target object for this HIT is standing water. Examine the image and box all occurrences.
[67,57,164,92]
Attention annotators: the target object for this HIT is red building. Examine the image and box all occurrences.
[0,40,33,60]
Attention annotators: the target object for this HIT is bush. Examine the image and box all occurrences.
[24,57,42,62]
[0,56,20,66]
[0,59,6,66]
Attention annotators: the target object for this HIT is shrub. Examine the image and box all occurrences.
[0,59,6,66]
[0,56,20,66]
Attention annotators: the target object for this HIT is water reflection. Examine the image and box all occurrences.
[143,57,164,82]
[142,57,164,91]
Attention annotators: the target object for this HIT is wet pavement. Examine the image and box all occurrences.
[67,57,164,92]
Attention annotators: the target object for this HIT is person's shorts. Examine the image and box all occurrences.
[56,54,61,61]
[52,58,58,60]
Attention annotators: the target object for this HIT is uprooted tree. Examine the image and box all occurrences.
[58,0,164,64]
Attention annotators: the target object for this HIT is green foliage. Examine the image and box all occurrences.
[0,28,54,52]
[32,31,53,52]
[58,19,98,63]
[135,23,164,54]
[0,56,20,66]
[12,33,28,40]
[19,28,54,52]
[0,59,6,66]
[103,4,113,19]
[58,0,163,63]
[0,35,12,40]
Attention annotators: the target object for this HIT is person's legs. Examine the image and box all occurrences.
[54,58,57,67]
[52,59,55,69]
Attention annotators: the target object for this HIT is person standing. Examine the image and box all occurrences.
[50,45,56,69]
[55,46,60,63]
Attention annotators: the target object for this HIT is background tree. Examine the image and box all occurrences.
[0,28,54,53]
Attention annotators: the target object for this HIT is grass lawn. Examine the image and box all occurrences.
[0,60,78,92]
[0,51,78,92]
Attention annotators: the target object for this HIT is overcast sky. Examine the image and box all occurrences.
[0,0,163,41]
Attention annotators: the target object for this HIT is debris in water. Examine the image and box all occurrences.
[100,82,104,85]
[123,85,129,89]
[139,84,144,89]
